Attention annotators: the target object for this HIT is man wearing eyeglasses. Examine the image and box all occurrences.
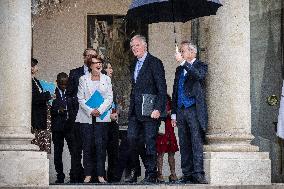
[66,48,97,183]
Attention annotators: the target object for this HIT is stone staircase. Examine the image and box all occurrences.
[49,184,283,189]
[4,183,282,189]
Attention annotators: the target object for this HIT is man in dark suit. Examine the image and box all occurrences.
[65,48,97,183]
[127,35,167,183]
[51,72,73,183]
[171,41,208,184]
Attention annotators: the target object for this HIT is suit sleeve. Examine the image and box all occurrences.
[51,99,60,116]
[32,80,51,105]
[151,59,167,113]
[171,67,179,115]
[183,62,208,80]
[66,70,75,97]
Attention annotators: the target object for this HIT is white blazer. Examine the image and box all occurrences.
[75,73,113,124]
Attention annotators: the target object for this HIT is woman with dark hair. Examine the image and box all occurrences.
[76,55,113,183]
[31,58,52,152]
[102,62,120,182]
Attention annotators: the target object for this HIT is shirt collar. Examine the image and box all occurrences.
[138,52,148,63]
[180,58,196,66]
[83,64,89,74]
[180,60,186,66]
[58,88,65,96]
[190,58,196,64]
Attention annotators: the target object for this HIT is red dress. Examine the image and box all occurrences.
[156,97,179,153]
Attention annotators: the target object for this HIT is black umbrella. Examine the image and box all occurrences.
[126,0,222,45]
[126,0,222,24]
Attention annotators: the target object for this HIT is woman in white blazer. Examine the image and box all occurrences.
[76,55,113,183]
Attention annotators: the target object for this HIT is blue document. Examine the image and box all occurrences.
[85,90,108,120]
[39,80,56,95]
[39,80,56,104]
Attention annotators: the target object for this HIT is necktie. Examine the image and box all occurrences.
[61,90,68,119]
[135,60,143,81]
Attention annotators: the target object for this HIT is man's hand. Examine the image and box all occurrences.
[58,107,65,114]
[175,52,184,63]
[91,109,100,117]
[171,119,177,127]
[151,110,160,119]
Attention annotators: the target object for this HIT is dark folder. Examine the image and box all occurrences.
[141,94,166,118]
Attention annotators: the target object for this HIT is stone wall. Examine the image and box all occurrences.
[249,0,283,182]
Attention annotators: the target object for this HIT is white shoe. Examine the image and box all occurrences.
[84,176,91,183]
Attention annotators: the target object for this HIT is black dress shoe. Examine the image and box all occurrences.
[168,175,178,183]
[177,176,193,184]
[192,175,208,184]
[124,169,137,183]
[141,176,157,184]
[55,179,64,184]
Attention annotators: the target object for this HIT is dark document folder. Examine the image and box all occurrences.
[141,94,166,118]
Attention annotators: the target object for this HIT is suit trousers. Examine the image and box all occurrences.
[80,123,95,176]
[93,122,109,176]
[52,129,73,180]
[127,116,159,178]
[70,122,84,182]
[79,121,109,178]
[177,106,204,177]
[106,121,119,182]
[116,130,146,180]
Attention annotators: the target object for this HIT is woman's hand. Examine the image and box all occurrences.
[91,109,101,117]
[110,112,118,121]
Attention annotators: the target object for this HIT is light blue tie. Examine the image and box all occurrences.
[134,60,143,82]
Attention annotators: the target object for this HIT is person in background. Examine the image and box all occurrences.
[50,72,73,183]
[76,55,113,183]
[171,41,208,184]
[102,62,120,183]
[31,58,52,152]
[156,94,179,183]
[66,48,97,183]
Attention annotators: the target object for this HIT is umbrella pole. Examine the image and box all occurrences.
[171,0,178,51]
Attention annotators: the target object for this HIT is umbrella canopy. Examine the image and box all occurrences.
[126,0,223,24]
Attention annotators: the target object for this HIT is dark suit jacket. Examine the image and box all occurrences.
[51,88,69,132]
[65,66,85,123]
[32,78,51,130]
[172,59,208,131]
[128,53,167,121]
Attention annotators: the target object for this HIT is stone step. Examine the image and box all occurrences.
[2,184,284,189]
[49,183,284,189]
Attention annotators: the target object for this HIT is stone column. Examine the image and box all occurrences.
[0,0,48,186]
[203,0,271,185]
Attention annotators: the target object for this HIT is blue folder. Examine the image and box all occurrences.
[85,90,108,120]
[39,80,56,104]
[39,80,56,95]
